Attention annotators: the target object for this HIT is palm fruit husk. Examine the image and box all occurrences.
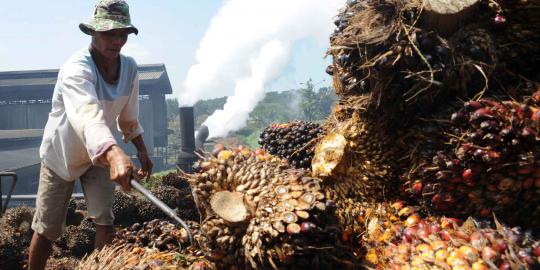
[404,96,540,231]
[313,99,398,202]
[76,244,213,270]
[367,216,540,270]
[113,219,196,252]
[185,147,360,269]
[328,0,539,124]
[112,190,138,225]
[259,121,325,169]
[45,257,79,270]
[0,227,26,270]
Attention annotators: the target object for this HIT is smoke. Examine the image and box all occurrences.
[181,0,345,138]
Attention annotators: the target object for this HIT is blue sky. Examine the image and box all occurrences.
[0,1,334,100]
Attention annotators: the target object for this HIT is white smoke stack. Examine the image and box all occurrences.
[181,0,346,138]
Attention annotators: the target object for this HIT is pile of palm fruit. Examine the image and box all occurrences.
[403,97,540,230]
[310,0,540,268]
[0,172,201,270]
[259,121,324,169]
[113,219,196,252]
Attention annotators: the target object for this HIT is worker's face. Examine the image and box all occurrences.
[91,29,130,59]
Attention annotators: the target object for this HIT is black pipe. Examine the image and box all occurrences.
[179,107,196,152]
[177,106,198,173]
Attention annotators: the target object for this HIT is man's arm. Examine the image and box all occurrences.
[131,134,153,180]
[117,71,153,179]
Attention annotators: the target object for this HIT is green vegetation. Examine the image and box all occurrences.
[166,79,337,150]
[142,169,176,190]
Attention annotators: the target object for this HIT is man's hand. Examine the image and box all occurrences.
[106,145,134,192]
[137,151,153,181]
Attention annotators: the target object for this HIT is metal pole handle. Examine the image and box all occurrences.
[0,172,17,216]
[130,179,195,246]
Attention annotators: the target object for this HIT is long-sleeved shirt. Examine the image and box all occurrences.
[40,47,144,181]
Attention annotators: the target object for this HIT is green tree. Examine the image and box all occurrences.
[166,98,179,123]
[299,79,319,121]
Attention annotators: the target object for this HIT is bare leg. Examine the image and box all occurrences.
[94,224,114,249]
[28,232,52,270]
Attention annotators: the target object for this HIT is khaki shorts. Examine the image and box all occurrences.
[31,163,115,241]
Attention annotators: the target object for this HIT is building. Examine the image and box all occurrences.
[0,64,173,197]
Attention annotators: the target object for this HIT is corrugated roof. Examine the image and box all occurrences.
[138,71,163,81]
[0,64,172,95]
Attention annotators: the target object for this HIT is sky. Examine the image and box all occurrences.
[0,1,337,101]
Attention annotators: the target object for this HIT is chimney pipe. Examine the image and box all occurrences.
[179,107,196,152]
[177,106,197,173]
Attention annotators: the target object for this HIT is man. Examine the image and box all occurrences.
[28,1,152,269]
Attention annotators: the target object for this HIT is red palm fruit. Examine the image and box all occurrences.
[533,245,540,257]
[411,181,423,195]
[481,246,497,261]
[439,230,452,241]
[492,239,507,253]
[498,261,511,270]
[462,169,473,181]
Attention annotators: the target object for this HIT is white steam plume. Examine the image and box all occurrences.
[181,0,345,138]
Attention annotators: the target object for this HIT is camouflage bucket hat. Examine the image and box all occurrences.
[79,0,138,35]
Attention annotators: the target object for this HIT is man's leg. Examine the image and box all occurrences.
[94,224,114,249]
[80,166,116,249]
[29,163,74,270]
[28,233,52,270]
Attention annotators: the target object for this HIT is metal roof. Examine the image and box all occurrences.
[0,64,172,101]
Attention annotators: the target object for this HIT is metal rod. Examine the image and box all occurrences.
[0,175,2,215]
[130,179,194,245]
[0,172,17,215]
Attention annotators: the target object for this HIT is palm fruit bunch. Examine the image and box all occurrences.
[162,171,190,190]
[312,104,398,202]
[367,216,540,270]
[0,205,34,237]
[405,97,540,229]
[0,227,26,270]
[185,147,359,269]
[67,199,84,226]
[135,185,182,222]
[72,198,87,211]
[76,243,214,270]
[258,121,324,169]
[328,0,539,124]
[112,190,138,225]
[0,205,35,269]
[162,173,201,222]
[113,219,195,252]
[55,218,96,257]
